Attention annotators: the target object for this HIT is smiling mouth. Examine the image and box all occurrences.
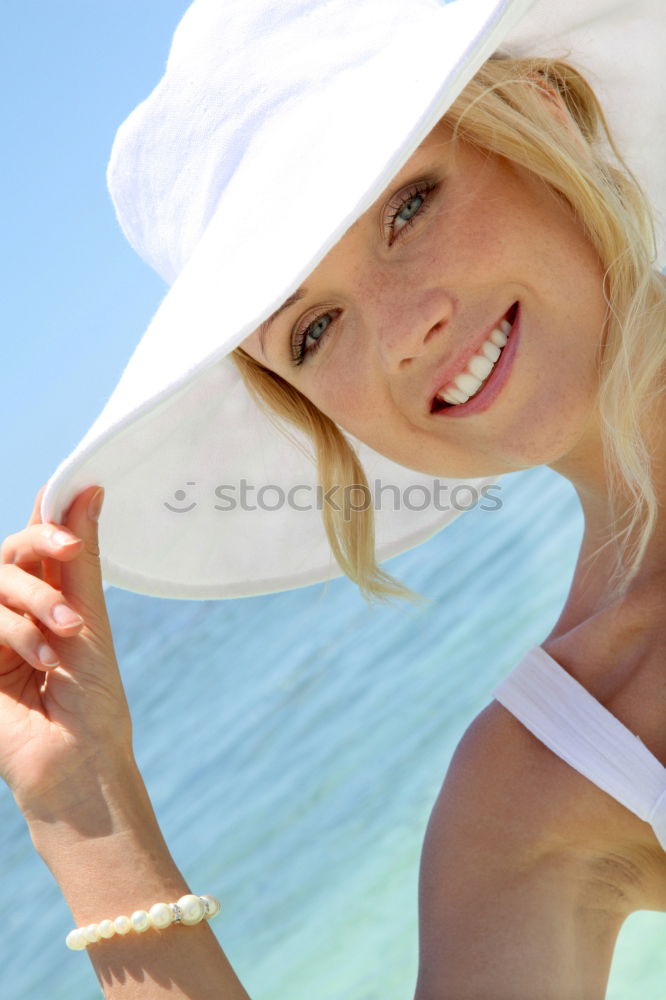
[430,301,519,413]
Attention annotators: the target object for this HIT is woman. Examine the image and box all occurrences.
[1,0,664,997]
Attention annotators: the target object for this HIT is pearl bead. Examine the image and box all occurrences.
[84,923,101,944]
[130,910,150,933]
[177,894,205,926]
[66,928,88,950]
[200,895,221,919]
[64,893,220,952]
[148,902,173,930]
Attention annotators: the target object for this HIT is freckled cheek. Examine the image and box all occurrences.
[428,204,513,277]
[314,359,381,434]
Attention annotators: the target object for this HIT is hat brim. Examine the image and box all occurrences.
[41,0,665,599]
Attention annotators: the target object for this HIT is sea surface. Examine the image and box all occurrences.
[1,466,664,998]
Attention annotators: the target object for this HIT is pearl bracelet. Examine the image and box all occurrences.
[65,893,221,950]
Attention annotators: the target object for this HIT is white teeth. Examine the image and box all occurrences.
[453,371,483,395]
[467,354,495,381]
[433,310,514,409]
[442,385,469,404]
[438,390,463,405]
[481,341,501,363]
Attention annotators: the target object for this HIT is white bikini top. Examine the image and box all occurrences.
[492,645,666,852]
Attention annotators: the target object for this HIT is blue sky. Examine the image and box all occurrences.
[1,1,192,539]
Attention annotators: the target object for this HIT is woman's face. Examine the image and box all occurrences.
[240,119,608,480]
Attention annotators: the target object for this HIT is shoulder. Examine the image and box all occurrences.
[421,579,666,919]
[437,697,605,854]
[427,692,666,911]
[414,698,658,1000]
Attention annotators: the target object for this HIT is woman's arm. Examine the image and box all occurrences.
[412,702,632,1000]
[27,752,251,1000]
[0,485,251,999]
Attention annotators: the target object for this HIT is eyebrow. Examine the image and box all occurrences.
[257,286,308,359]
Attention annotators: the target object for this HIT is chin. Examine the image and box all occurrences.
[352,380,601,481]
[471,430,597,480]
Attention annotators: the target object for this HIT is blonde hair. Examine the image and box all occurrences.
[233,55,666,604]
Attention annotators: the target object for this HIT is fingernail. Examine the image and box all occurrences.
[88,487,104,523]
[38,644,60,668]
[52,530,80,548]
[52,603,84,628]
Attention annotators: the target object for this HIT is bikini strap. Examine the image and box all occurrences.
[492,645,666,851]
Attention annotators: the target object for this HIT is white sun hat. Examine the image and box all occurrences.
[41,0,665,599]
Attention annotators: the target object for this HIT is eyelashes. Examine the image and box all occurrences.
[290,179,439,366]
[290,308,341,366]
[385,179,437,246]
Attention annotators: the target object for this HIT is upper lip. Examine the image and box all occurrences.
[427,304,515,411]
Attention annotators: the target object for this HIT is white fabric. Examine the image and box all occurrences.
[40,0,666,599]
[505,0,666,267]
[493,645,666,852]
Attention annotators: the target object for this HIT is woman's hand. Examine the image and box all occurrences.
[0,483,132,817]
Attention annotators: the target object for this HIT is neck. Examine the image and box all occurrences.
[547,387,666,635]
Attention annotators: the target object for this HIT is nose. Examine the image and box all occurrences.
[372,286,455,372]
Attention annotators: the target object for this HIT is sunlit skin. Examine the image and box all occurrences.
[240,112,665,620]
[240,108,666,997]
[241,118,608,484]
[0,89,664,1000]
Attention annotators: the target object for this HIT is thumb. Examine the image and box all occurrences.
[58,485,107,620]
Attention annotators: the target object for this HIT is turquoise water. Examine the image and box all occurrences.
[1,466,664,998]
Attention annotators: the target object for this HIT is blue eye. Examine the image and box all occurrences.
[291,309,340,366]
[387,181,436,243]
[290,180,437,366]
[307,314,332,342]
[399,194,424,221]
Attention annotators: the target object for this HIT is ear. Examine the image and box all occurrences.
[529,73,591,160]
[530,73,572,123]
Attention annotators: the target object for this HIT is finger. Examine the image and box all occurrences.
[1,484,55,585]
[27,483,48,528]
[0,564,85,637]
[58,485,106,618]
[0,602,61,672]
[5,483,80,593]
[2,524,83,568]
[28,483,63,591]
